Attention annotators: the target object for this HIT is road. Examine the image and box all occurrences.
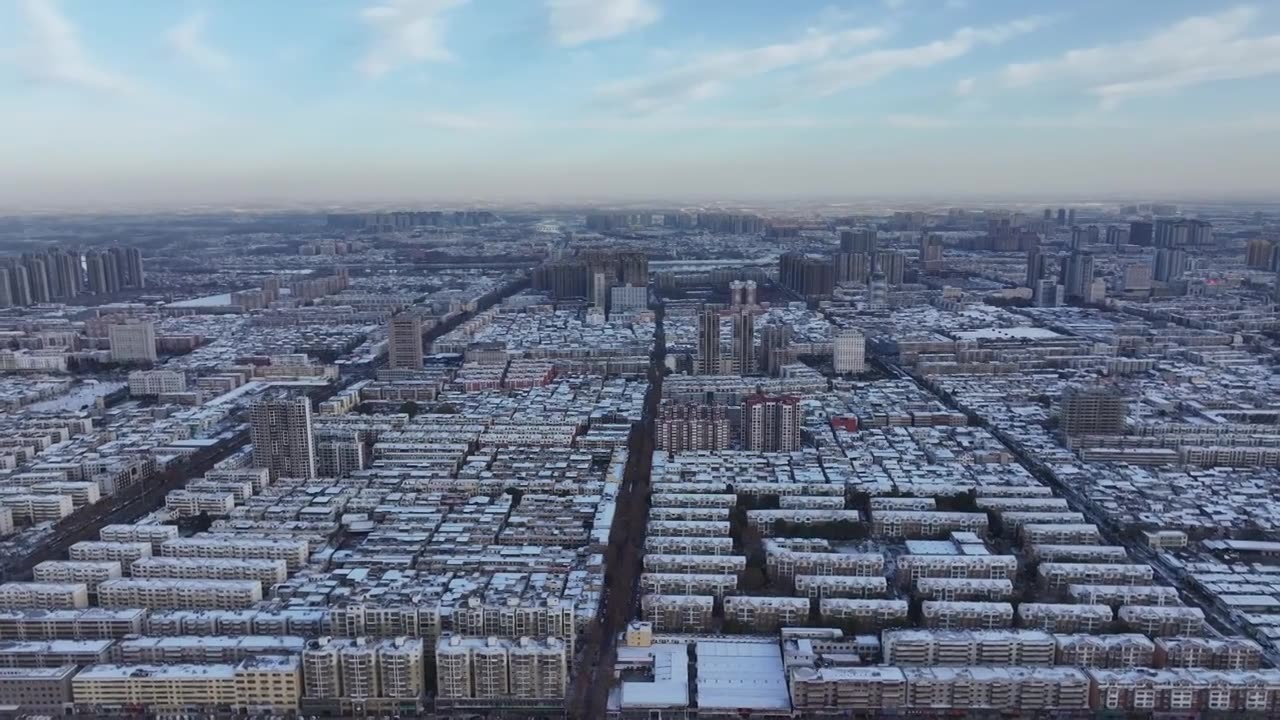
[572,303,664,720]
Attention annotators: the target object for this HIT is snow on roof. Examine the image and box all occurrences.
[695,640,792,711]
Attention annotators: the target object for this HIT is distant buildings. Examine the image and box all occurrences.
[387,314,424,370]
[532,250,648,300]
[728,280,757,307]
[0,246,143,306]
[742,395,801,452]
[250,397,317,480]
[1060,252,1095,303]
[839,229,878,254]
[108,321,157,364]
[1026,247,1046,289]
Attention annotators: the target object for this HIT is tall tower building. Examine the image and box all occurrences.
[1060,252,1095,302]
[250,397,317,480]
[1067,208,1077,227]
[874,251,906,286]
[1059,386,1127,437]
[833,252,872,285]
[1026,247,1046,289]
[731,310,755,375]
[618,251,649,287]
[387,313,424,370]
[9,265,31,306]
[1056,209,1067,226]
[742,395,801,453]
[102,251,122,293]
[1129,221,1154,247]
[0,271,10,308]
[696,309,721,376]
[123,247,145,289]
[919,234,943,275]
[108,320,157,363]
[591,271,610,309]
[85,252,107,294]
[1153,249,1188,283]
[758,325,793,377]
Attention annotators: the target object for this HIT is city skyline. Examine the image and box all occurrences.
[3,0,1280,208]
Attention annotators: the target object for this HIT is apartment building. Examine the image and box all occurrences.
[0,583,89,610]
[71,657,300,713]
[96,579,263,610]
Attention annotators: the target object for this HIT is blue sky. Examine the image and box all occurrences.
[2,0,1279,208]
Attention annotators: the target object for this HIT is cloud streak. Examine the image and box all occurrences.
[596,25,887,113]
[548,0,661,47]
[357,0,468,79]
[166,12,232,76]
[1002,6,1280,108]
[810,16,1051,95]
[10,0,135,93]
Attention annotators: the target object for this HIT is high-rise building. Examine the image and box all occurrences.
[1060,252,1095,302]
[656,403,730,452]
[618,251,649,287]
[919,234,943,275]
[591,271,610,310]
[696,309,721,376]
[102,251,122,293]
[868,273,889,306]
[1067,209,1076,227]
[1246,238,1276,270]
[742,395,801,453]
[833,330,866,374]
[1129,221,1153,247]
[833,252,872,285]
[1056,209,1067,226]
[250,397,317,480]
[261,276,281,303]
[0,271,10,308]
[85,252,107,294]
[1105,226,1129,247]
[9,265,32,306]
[874,251,906,286]
[758,325,793,377]
[731,310,755,375]
[1033,278,1063,308]
[1059,386,1127,437]
[108,320,157,363]
[1085,278,1107,305]
[1026,247,1046,289]
[24,256,50,303]
[387,313,424,370]
[780,253,834,297]
[1153,249,1188,283]
[1070,226,1088,250]
[1043,209,1052,221]
[839,229,877,254]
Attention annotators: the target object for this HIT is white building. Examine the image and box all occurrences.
[108,321,157,363]
[833,329,867,374]
[127,370,185,396]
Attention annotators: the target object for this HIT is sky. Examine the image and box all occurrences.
[2,0,1280,209]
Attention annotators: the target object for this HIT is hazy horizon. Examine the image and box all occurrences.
[3,0,1280,210]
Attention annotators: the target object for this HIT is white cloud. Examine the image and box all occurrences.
[9,0,134,93]
[953,76,975,96]
[357,0,468,78]
[885,113,950,128]
[597,25,886,112]
[1001,6,1280,108]
[166,12,232,76]
[548,0,661,47]
[811,16,1050,95]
